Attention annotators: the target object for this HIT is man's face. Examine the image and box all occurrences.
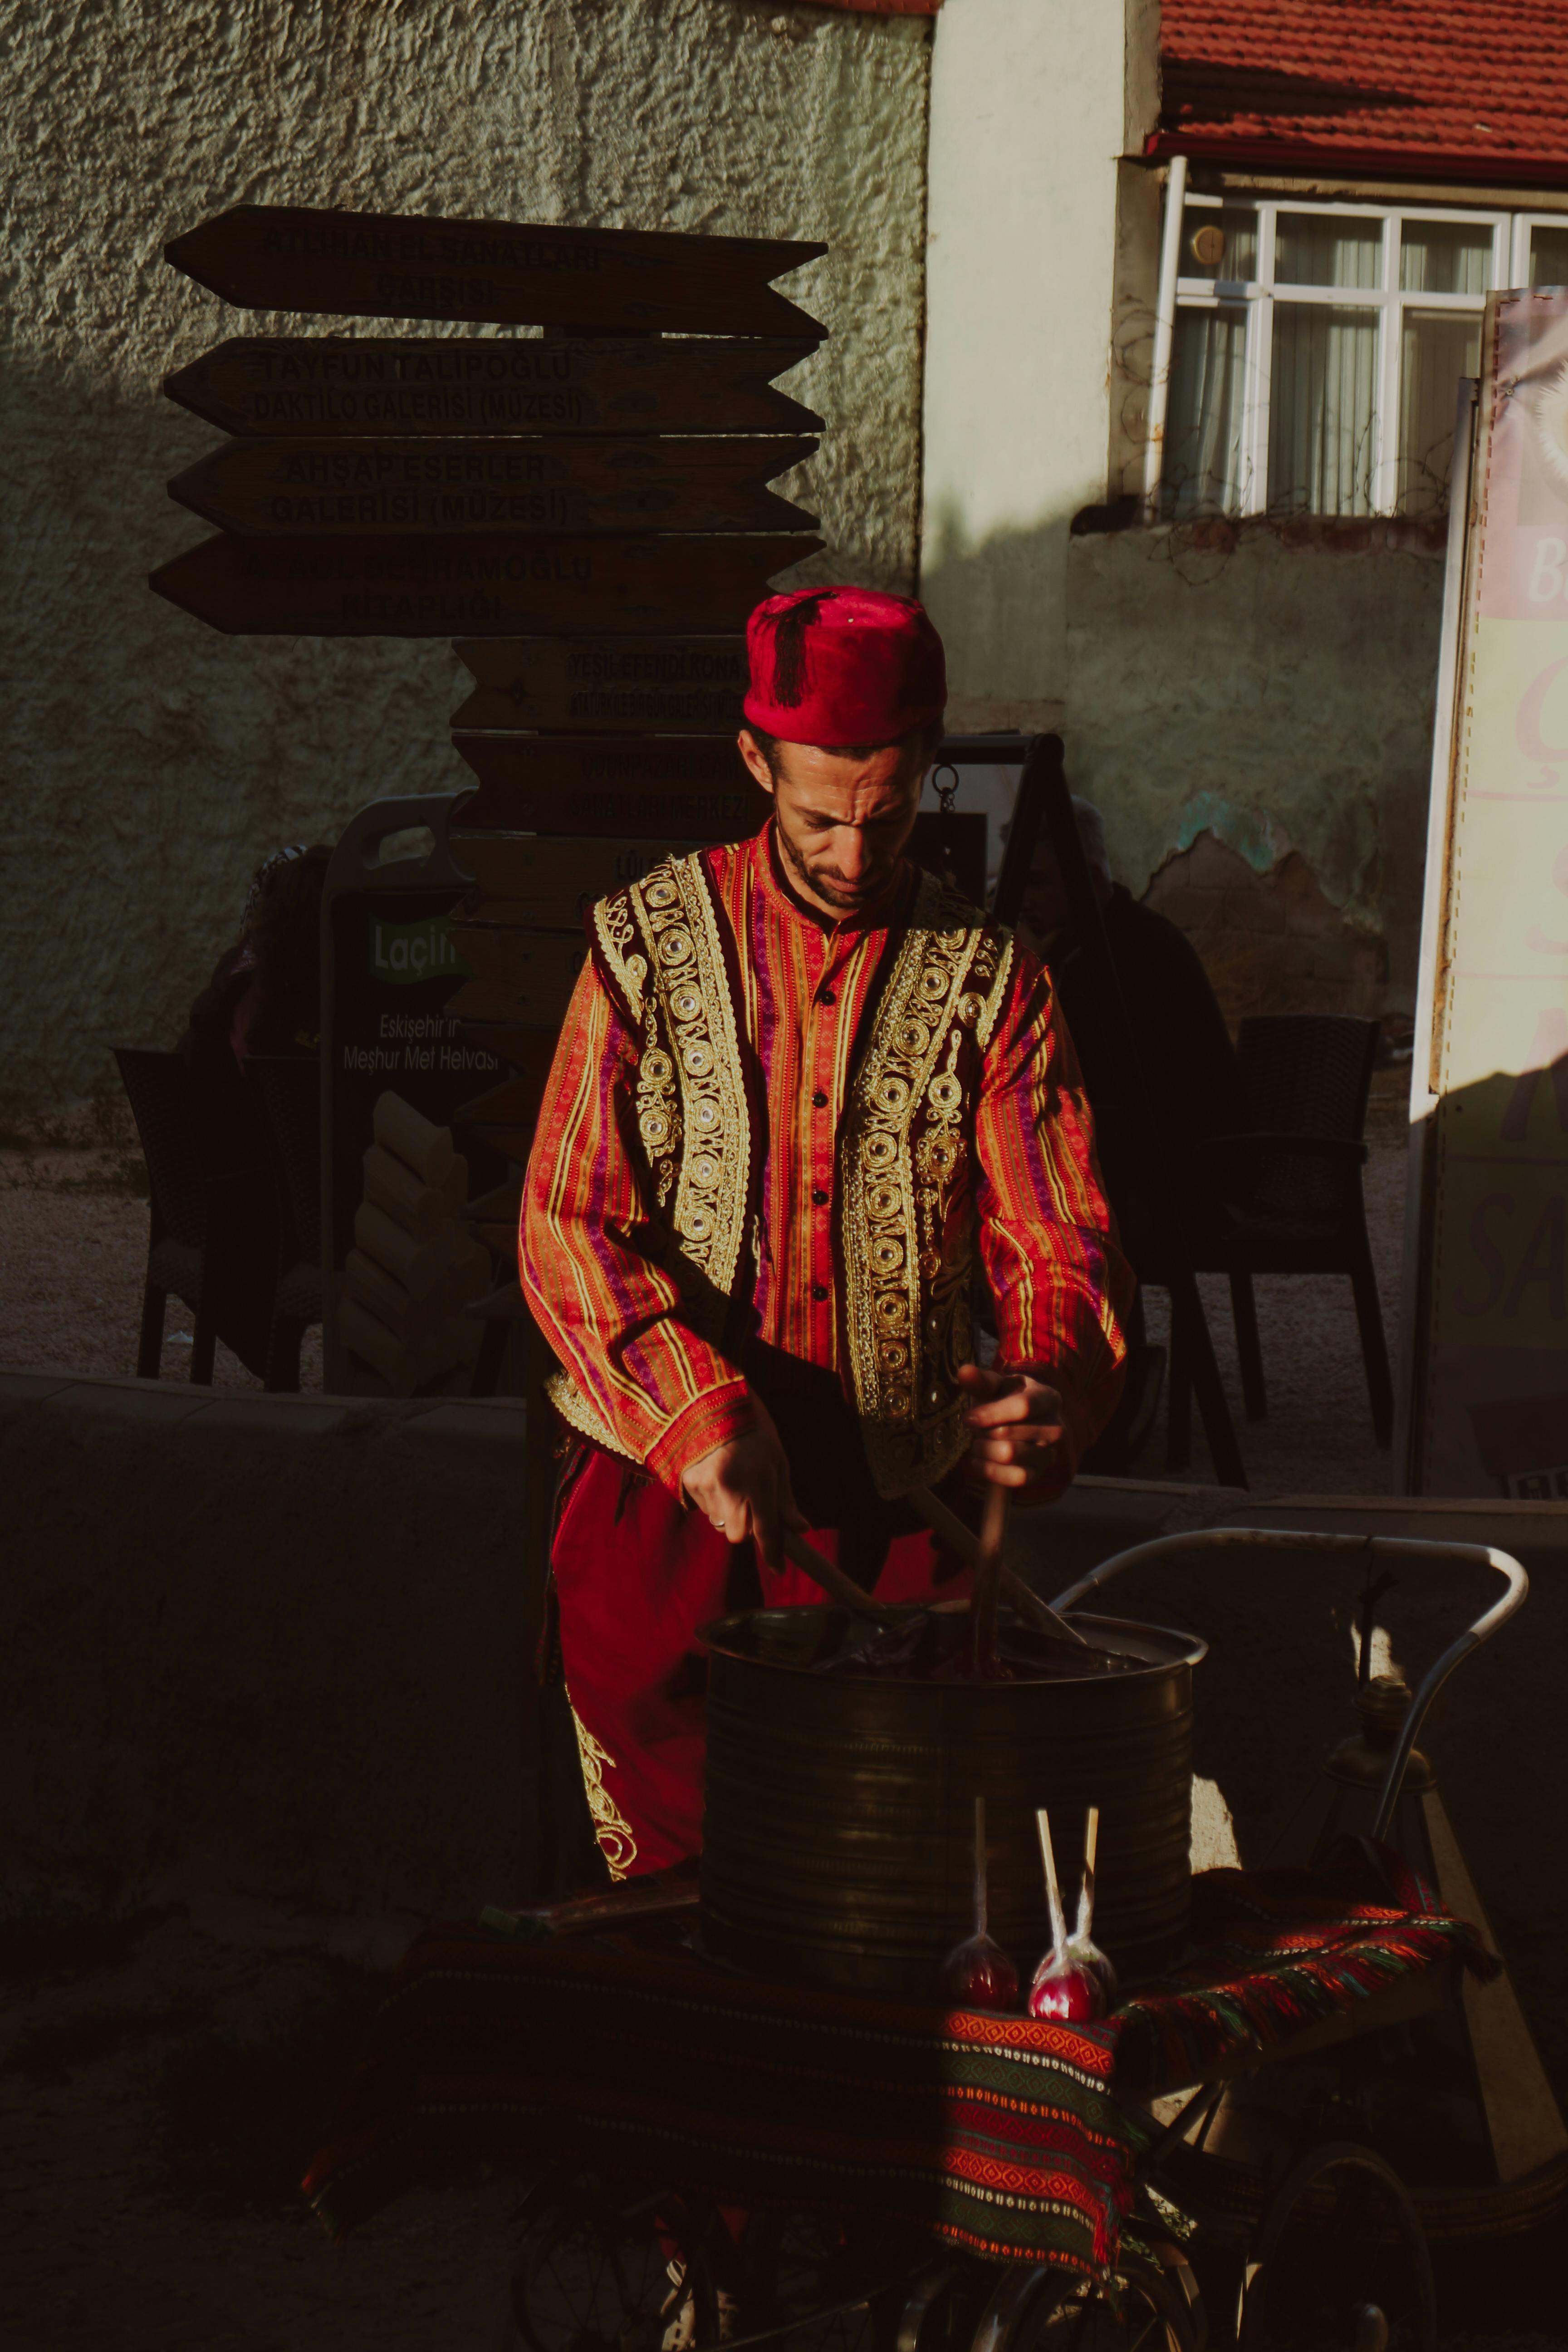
[737,730,928,918]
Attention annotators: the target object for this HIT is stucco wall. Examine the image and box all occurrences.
[2,0,932,1120]
[1063,519,1449,1017]
[919,0,1160,730]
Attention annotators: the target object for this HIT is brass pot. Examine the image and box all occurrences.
[699,1605,1205,1997]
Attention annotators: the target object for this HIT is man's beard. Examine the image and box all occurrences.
[774,817,889,909]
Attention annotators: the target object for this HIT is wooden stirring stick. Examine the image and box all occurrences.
[968,1482,1009,1674]
[907,1484,1088,1646]
[781,1526,906,1622]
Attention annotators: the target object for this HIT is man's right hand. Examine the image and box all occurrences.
[681,1401,802,1571]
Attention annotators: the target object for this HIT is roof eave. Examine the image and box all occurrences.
[1145,127,1568,191]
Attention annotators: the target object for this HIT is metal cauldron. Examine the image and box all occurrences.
[699,1603,1205,1997]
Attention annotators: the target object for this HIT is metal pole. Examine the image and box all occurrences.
[1142,153,1188,518]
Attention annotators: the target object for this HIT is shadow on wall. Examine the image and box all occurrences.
[1063,517,1448,1025]
[919,505,1072,734]
[1144,829,1388,1026]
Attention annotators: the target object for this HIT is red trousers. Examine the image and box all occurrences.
[552,1445,973,1880]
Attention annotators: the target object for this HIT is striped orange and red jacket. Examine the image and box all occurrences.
[519,824,1131,1495]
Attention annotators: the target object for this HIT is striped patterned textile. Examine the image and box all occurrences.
[302,1865,1486,2276]
[1112,1854,1498,2094]
[304,1929,1134,2276]
[519,826,1130,1490]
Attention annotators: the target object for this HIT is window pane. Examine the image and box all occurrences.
[1181,204,1258,284]
[1276,213,1381,289]
[1532,224,1568,287]
[1269,304,1377,515]
[1400,219,1493,294]
[1161,304,1249,517]
[1398,311,1480,514]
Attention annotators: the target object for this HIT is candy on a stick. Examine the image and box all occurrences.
[1026,1806,1106,2024]
[942,1794,1019,2010]
[1067,1805,1117,2007]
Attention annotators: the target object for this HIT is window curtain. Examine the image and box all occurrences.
[1162,304,1248,516]
[1269,304,1377,517]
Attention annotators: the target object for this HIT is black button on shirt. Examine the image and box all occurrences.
[811,1282,828,1301]
[817,987,837,1007]
[811,1187,828,1206]
[811,1089,828,1108]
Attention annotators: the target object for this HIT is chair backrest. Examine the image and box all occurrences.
[1235,1015,1380,1225]
[247,1054,322,1269]
[112,1047,211,1252]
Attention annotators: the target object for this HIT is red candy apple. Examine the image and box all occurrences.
[1026,1951,1104,2023]
[1028,1806,1110,2025]
[943,1794,1019,2012]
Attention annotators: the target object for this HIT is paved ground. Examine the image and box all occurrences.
[0,1907,524,2350]
[0,1904,1560,2352]
[7,1094,1562,2346]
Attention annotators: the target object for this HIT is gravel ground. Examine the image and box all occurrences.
[1137,1135,1406,1496]
[0,1139,322,1392]
[0,1117,1405,1494]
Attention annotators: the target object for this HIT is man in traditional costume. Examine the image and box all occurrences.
[520,587,1132,1882]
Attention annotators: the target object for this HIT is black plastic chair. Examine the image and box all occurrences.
[1186,1014,1393,1447]
[245,1054,325,1392]
[113,1047,276,1382]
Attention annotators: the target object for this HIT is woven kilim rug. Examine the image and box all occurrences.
[302,1857,1493,2282]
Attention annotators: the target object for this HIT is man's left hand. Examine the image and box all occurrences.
[958,1362,1074,1503]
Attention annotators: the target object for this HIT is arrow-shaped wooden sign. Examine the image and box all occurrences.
[165,206,825,338]
[149,532,816,636]
[450,834,707,925]
[451,637,745,734]
[452,734,767,840]
[167,435,817,537]
[163,336,823,438]
[442,927,588,1028]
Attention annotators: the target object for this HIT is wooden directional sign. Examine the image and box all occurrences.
[165,206,825,338]
[167,436,817,538]
[443,927,588,1028]
[163,336,823,438]
[149,532,816,637]
[452,637,745,735]
[453,734,765,840]
[451,835,705,927]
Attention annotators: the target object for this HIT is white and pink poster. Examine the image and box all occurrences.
[1413,290,1568,1493]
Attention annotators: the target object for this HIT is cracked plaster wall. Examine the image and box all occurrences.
[1063,520,1449,1019]
[1,0,932,1117]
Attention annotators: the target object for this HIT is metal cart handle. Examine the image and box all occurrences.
[1050,1528,1528,1843]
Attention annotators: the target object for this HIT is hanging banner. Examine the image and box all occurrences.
[1405,290,1568,1494]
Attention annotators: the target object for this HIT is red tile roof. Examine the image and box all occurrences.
[1156,3,1568,184]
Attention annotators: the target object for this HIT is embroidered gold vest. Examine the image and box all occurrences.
[551,852,1015,1498]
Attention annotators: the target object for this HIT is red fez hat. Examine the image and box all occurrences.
[743,587,946,749]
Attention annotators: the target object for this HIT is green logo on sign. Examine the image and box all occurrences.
[367,913,470,987]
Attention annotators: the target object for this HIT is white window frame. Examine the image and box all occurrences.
[1512,211,1568,286]
[1169,195,1510,517]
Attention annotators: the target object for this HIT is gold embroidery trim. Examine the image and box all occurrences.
[841,872,993,1498]
[545,1367,636,1462]
[593,893,649,1024]
[569,1703,639,1882]
[627,855,752,1308]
